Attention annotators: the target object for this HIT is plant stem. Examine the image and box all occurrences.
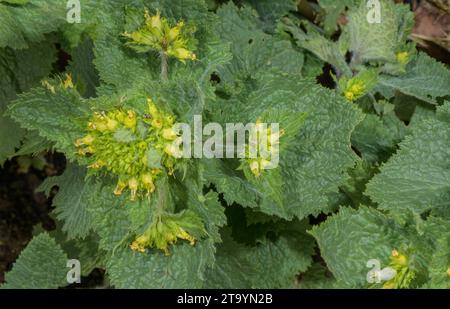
[160,51,168,81]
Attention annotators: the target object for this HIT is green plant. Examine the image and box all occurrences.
[1,0,449,289]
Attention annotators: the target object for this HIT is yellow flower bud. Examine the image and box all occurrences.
[383,281,396,289]
[106,118,118,131]
[78,146,94,156]
[344,91,355,102]
[165,115,175,126]
[123,110,137,129]
[141,173,155,193]
[75,134,95,147]
[99,123,110,132]
[391,249,408,266]
[115,110,126,123]
[128,178,139,201]
[176,228,195,246]
[41,80,56,94]
[250,160,260,177]
[149,10,162,30]
[63,74,74,89]
[168,21,184,42]
[164,143,182,158]
[151,118,163,129]
[88,160,105,169]
[171,48,196,61]
[114,180,127,196]
[130,236,147,253]
[147,99,158,116]
[162,128,177,140]
[344,80,365,102]
[396,51,409,65]
[260,158,272,170]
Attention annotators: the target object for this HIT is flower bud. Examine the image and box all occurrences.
[162,128,177,140]
[114,180,127,196]
[128,177,139,201]
[124,111,137,129]
[250,160,260,177]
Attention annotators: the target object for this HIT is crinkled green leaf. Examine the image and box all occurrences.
[309,206,430,288]
[107,242,212,288]
[298,262,338,289]
[422,217,450,288]
[318,0,359,34]
[68,39,100,98]
[6,84,90,159]
[351,113,406,163]
[377,53,450,104]
[215,2,304,91]
[245,0,297,32]
[282,18,350,76]
[210,73,363,219]
[347,0,413,63]
[37,164,96,240]
[366,103,450,215]
[205,229,314,288]
[1,233,68,289]
[0,41,56,164]
[0,0,66,49]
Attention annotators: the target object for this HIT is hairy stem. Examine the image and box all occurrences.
[160,51,168,81]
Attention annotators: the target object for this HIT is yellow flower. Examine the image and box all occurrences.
[382,249,414,289]
[128,178,139,201]
[41,80,56,94]
[344,80,365,102]
[130,211,205,255]
[168,21,184,42]
[124,9,196,63]
[130,236,147,253]
[147,9,162,30]
[168,47,196,62]
[123,110,137,129]
[114,180,127,196]
[63,74,74,89]
[151,118,163,129]
[396,51,409,65]
[77,146,94,156]
[164,143,183,158]
[147,99,159,116]
[446,268,450,276]
[74,134,95,147]
[176,228,196,246]
[249,160,260,177]
[75,101,181,201]
[391,249,408,266]
[88,160,105,170]
[141,173,155,194]
[162,128,177,140]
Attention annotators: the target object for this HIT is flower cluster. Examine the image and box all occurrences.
[396,51,410,65]
[75,99,182,201]
[241,119,284,178]
[382,249,415,289]
[123,9,196,63]
[340,69,378,102]
[343,80,365,102]
[130,210,206,255]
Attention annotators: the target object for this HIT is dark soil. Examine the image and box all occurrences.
[0,153,64,283]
